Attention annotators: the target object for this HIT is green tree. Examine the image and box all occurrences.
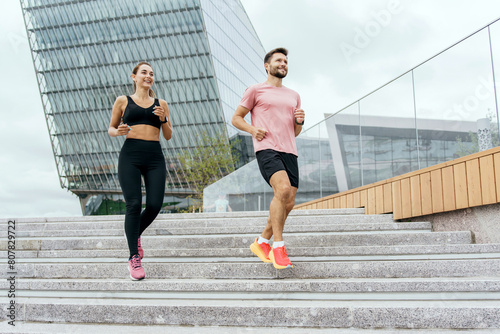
[177,131,239,212]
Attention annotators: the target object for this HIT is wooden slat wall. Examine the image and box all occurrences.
[466,159,482,207]
[495,152,500,201]
[420,172,433,216]
[442,166,456,212]
[480,155,496,204]
[454,163,468,209]
[294,146,500,219]
[383,184,392,213]
[392,181,402,218]
[430,170,444,212]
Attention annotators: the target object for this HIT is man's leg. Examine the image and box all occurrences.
[260,171,292,241]
[285,186,298,215]
[260,176,297,240]
[250,170,291,263]
[265,171,295,269]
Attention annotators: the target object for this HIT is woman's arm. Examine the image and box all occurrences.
[157,99,172,140]
[108,96,130,137]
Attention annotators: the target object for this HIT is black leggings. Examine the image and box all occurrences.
[118,139,166,258]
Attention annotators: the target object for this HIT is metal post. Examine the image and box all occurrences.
[319,124,323,198]
[488,25,500,140]
[358,101,364,186]
[411,70,421,170]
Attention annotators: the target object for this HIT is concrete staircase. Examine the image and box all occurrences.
[1,209,500,333]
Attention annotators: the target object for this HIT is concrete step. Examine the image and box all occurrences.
[4,258,500,279]
[1,213,398,233]
[2,298,499,329]
[10,289,500,302]
[3,322,500,334]
[3,209,498,331]
[13,253,500,263]
[6,243,500,259]
[3,221,431,237]
[3,231,473,251]
[6,277,500,294]
[0,209,368,223]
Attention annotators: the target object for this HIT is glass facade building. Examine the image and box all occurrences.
[20,0,266,213]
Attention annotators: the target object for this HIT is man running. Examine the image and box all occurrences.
[231,47,305,269]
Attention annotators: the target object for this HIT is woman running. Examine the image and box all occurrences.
[108,62,172,280]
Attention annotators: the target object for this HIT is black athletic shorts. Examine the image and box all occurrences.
[256,149,299,188]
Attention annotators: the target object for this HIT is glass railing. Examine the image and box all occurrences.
[204,17,500,212]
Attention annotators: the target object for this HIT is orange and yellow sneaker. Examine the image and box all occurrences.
[250,238,272,263]
[269,246,293,269]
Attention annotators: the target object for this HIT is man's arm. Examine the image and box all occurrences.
[231,105,267,141]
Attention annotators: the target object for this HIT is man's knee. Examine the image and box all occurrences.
[274,183,292,201]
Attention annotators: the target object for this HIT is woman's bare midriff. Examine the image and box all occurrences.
[125,124,161,141]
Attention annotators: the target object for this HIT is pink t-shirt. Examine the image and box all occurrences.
[239,82,301,156]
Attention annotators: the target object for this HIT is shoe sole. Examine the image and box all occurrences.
[269,250,293,270]
[250,242,272,263]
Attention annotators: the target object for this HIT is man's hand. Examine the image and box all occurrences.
[252,127,268,141]
[294,108,305,124]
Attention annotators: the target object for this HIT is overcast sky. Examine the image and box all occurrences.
[0,0,499,218]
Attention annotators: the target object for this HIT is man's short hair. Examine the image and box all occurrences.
[264,47,288,65]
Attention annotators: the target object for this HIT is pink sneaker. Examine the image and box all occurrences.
[138,237,144,259]
[128,254,145,280]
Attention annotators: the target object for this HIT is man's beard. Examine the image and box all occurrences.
[270,66,287,78]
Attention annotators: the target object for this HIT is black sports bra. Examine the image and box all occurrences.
[122,96,161,129]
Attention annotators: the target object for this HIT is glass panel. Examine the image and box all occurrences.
[204,159,271,212]
[297,124,321,204]
[360,73,416,184]
[316,121,335,198]
[414,29,497,164]
[324,103,360,191]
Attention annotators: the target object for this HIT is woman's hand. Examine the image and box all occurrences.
[153,105,167,122]
[111,123,131,137]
